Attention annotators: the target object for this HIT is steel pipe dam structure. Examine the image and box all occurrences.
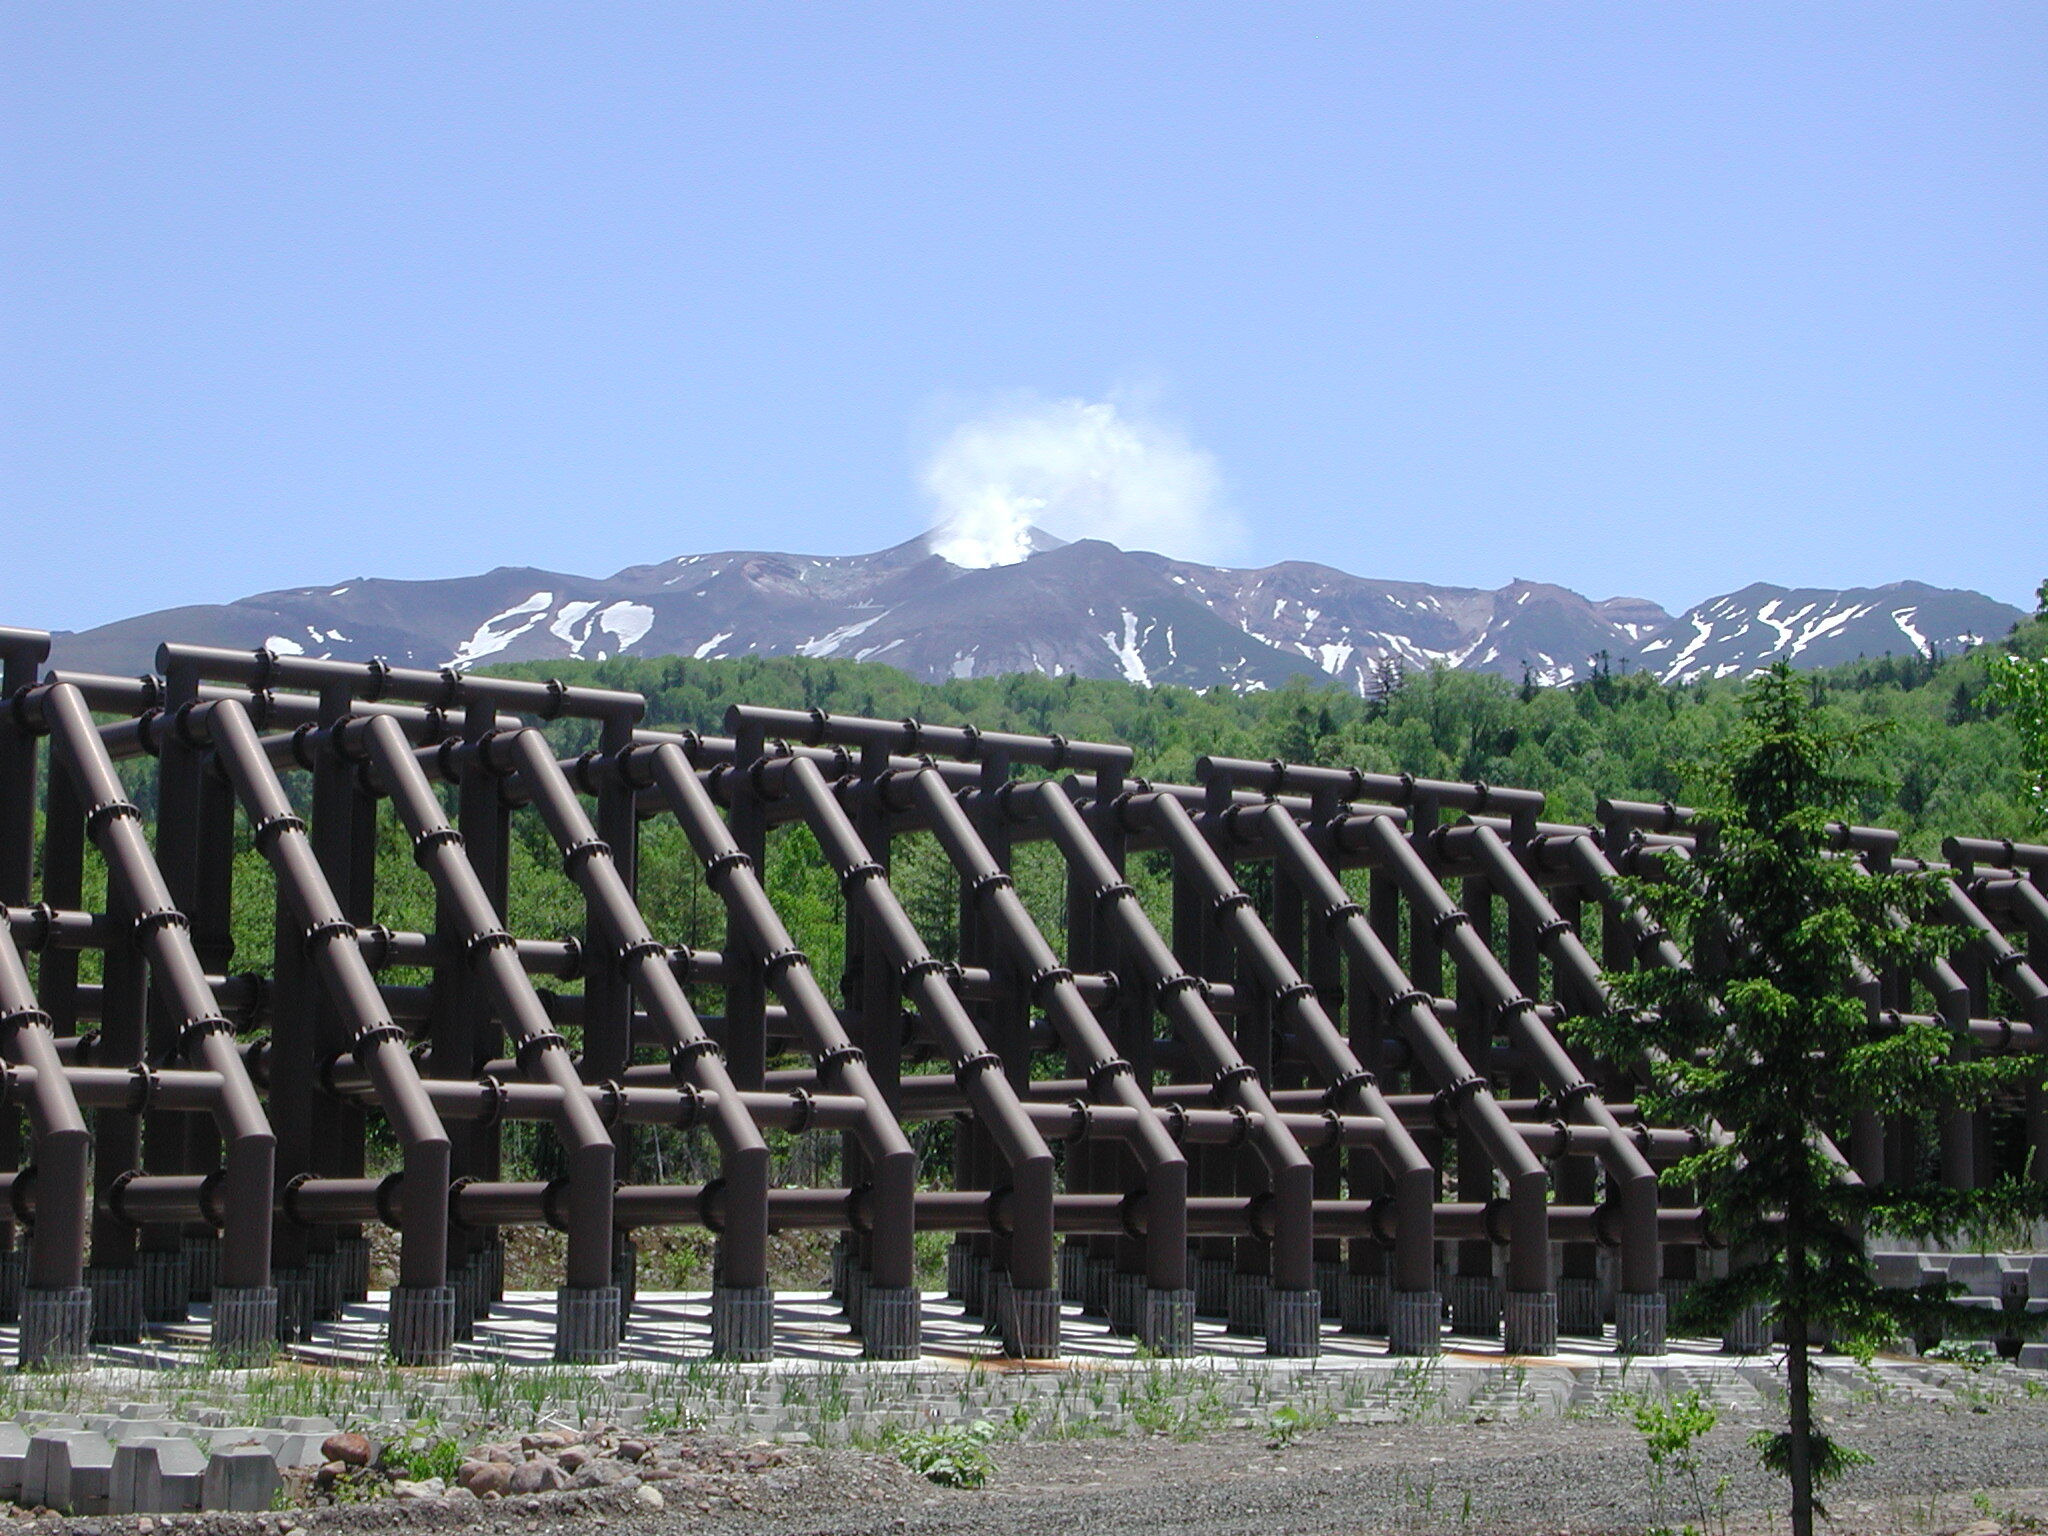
[0,623,2041,1367]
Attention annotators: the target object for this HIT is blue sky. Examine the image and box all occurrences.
[4,3,2041,633]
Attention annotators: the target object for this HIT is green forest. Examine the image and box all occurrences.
[494,595,2048,855]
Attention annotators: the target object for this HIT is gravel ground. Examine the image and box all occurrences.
[11,1393,2048,1536]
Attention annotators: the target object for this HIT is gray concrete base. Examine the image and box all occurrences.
[1503,1289,1558,1356]
[1721,1302,1771,1355]
[1447,1272,1502,1335]
[1617,1290,1668,1356]
[19,1285,92,1366]
[388,1284,458,1366]
[1339,1272,1387,1333]
[86,1265,142,1344]
[1227,1271,1268,1334]
[1315,1261,1345,1319]
[1266,1287,1322,1358]
[181,1235,218,1303]
[1557,1276,1603,1335]
[1004,1285,1062,1359]
[861,1285,921,1360]
[1387,1289,1443,1356]
[209,1285,278,1363]
[1193,1255,1233,1318]
[555,1285,622,1365]
[709,1285,774,1362]
[1109,1270,1144,1334]
[138,1248,188,1324]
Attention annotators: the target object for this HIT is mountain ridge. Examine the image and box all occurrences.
[42,530,2024,694]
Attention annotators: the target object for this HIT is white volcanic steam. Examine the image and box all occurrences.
[923,396,1232,568]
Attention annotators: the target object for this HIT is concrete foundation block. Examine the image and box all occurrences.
[1388,1289,1443,1356]
[210,1286,278,1363]
[1226,1272,1268,1335]
[1339,1272,1387,1333]
[28,1429,114,1513]
[1616,1290,1668,1356]
[555,1285,622,1364]
[862,1285,921,1361]
[138,1248,189,1324]
[19,1284,93,1367]
[388,1284,458,1366]
[202,1445,281,1512]
[1503,1289,1558,1356]
[1004,1285,1062,1359]
[0,1422,28,1500]
[1266,1287,1322,1359]
[1557,1276,1603,1336]
[709,1285,773,1362]
[1140,1287,1195,1357]
[110,1437,206,1514]
[1447,1272,1502,1335]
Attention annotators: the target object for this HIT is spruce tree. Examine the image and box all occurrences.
[1568,663,2042,1536]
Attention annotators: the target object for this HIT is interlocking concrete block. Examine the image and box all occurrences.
[205,1425,266,1451]
[259,1430,329,1468]
[202,1444,281,1512]
[111,1437,207,1514]
[0,1422,29,1500]
[267,1414,339,1436]
[2018,1341,2048,1370]
[25,1429,114,1514]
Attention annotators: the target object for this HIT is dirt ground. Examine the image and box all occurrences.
[20,1393,2048,1536]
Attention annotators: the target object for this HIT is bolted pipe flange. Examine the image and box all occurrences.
[710,1285,774,1363]
[389,1284,459,1366]
[1265,1287,1322,1359]
[1503,1289,1558,1356]
[1616,1290,1667,1357]
[556,1285,624,1365]
[861,1285,921,1361]
[211,1285,280,1364]
[1387,1289,1443,1357]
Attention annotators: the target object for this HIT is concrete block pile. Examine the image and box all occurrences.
[0,1410,333,1514]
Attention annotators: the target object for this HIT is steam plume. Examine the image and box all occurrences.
[922,396,1233,568]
